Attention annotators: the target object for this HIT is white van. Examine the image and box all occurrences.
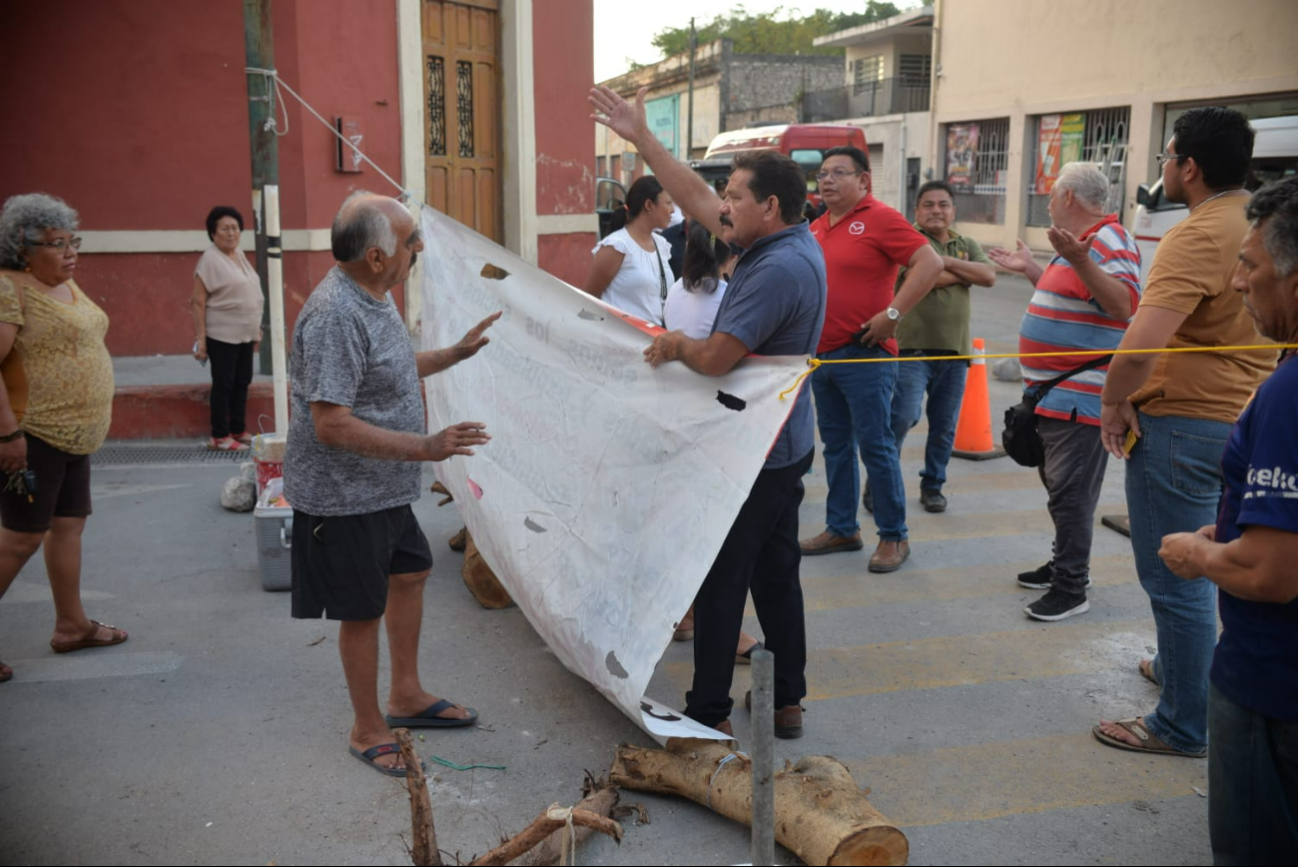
[1132,114,1298,280]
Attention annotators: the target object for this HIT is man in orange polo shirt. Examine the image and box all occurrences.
[799,146,943,572]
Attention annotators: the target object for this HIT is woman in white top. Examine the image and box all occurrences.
[192,206,264,451]
[584,176,674,326]
[663,220,733,339]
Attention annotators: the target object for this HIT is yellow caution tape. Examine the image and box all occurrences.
[776,343,1295,401]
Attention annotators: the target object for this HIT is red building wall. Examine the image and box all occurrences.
[0,1,404,357]
[531,1,596,288]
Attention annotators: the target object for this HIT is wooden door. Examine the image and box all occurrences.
[422,0,501,242]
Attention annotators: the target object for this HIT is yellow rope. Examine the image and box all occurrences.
[776,343,1296,401]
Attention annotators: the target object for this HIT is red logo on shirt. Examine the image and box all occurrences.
[848,222,865,235]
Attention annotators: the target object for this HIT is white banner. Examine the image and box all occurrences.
[420,207,809,740]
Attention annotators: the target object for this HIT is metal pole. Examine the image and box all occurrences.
[687,18,696,161]
[264,185,289,435]
[244,0,279,376]
[750,647,776,867]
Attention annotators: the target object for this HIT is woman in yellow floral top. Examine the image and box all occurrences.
[0,193,125,684]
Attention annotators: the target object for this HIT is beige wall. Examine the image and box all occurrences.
[841,113,932,214]
[931,0,1298,247]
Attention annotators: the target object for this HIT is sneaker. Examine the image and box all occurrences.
[208,436,250,452]
[862,479,873,514]
[920,488,947,513]
[1017,564,1092,590]
[1025,588,1090,622]
[1017,563,1053,589]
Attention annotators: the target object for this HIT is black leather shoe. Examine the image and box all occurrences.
[920,488,947,513]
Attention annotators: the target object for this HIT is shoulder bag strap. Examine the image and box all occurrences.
[1034,352,1114,400]
[653,243,668,322]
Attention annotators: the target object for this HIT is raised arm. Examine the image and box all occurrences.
[1047,226,1135,320]
[415,311,500,378]
[589,86,724,239]
[987,239,1044,286]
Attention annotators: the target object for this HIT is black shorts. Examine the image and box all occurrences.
[290,504,434,621]
[0,434,93,534]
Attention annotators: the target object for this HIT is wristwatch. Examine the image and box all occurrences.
[886,307,904,321]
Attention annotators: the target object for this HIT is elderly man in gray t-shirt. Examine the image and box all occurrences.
[284,192,498,778]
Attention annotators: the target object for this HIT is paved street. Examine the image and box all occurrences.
[0,274,1211,866]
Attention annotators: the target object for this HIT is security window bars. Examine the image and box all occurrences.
[456,60,475,158]
[427,56,446,156]
[898,54,931,88]
[1027,106,1130,226]
[853,55,884,95]
[944,118,1010,225]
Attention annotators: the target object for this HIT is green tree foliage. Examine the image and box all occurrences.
[651,2,905,58]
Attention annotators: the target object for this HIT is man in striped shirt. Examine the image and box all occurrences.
[989,163,1141,621]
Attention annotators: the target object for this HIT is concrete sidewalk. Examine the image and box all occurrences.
[1,274,1212,865]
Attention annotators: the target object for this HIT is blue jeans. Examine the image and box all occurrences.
[1126,411,1229,754]
[890,356,968,493]
[1208,683,1298,865]
[811,343,906,541]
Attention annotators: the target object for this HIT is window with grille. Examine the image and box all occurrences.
[898,54,931,87]
[944,118,1010,225]
[1027,106,1130,226]
[853,55,884,95]
[427,56,446,157]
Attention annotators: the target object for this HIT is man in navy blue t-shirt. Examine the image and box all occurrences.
[591,85,826,738]
[1158,177,1298,863]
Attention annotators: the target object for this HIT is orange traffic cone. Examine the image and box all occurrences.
[952,338,1007,461]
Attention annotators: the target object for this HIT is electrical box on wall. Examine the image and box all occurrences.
[335,116,364,173]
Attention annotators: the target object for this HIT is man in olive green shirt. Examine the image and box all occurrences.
[889,180,995,512]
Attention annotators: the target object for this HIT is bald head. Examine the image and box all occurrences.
[332,191,403,262]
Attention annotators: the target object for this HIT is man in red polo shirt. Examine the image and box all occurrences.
[799,146,943,572]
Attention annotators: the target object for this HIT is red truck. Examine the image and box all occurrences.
[691,123,869,213]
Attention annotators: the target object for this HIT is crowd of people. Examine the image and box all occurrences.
[0,93,1292,863]
[590,93,1295,863]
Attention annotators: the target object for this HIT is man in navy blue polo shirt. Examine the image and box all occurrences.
[1157,177,1298,864]
[590,84,826,738]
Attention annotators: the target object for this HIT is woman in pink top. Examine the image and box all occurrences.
[192,207,264,451]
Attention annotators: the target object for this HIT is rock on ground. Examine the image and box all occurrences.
[221,476,256,512]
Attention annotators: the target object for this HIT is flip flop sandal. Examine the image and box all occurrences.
[349,743,427,778]
[1138,658,1159,686]
[1092,718,1206,758]
[735,641,764,665]
[50,620,128,654]
[385,698,479,728]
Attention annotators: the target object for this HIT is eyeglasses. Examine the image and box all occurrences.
[27,236,82,253]
[815,169,863,181]
[1156,152,1188,168]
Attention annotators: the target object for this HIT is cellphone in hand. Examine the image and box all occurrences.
[193,341,207,367]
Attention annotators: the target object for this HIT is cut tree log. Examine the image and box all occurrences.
[512,774,621,866]
[610,739,908,866]
[470,807,621,866]
[463,532,513,609]
[395,727,441,867]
